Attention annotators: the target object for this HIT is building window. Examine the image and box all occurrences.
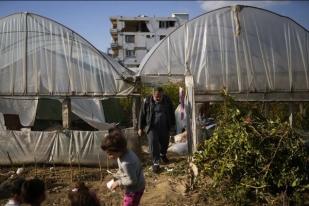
[159,21,166,28]
[146,35,151,38]
[169,21,175,27]
[159,21,176,28]
[126,50,135,57]
[126,64,140,68]
[160,35,166,40]
[125,35,135,43]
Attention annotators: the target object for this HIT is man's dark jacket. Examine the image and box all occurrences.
[138,94,175,133]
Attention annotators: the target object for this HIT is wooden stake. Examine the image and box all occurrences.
[98,153,102,181]
[70,153,73,183]
[34,156,37,177]
[77,152,81,181]
[6,152,13,169]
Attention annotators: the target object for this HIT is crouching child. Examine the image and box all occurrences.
[68,182,101,206]
[21,178,46,206]
[4,177,25,206]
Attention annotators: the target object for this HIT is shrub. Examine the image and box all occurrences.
[194,92,309,205]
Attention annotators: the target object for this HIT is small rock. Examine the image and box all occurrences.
[16,167,24,175]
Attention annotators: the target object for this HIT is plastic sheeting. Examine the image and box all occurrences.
[0,113,5,130]
[175,87,186,134]
[0,12,135,96]
[175,104,186,134]
[0,97,38,126]
[0,97,113,129]
[71,98,115,130]
[0,128,139,166]
[0,12,137,129]
[0,130,107,165]
[138,6,309,95]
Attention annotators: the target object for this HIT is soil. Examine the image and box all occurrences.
[0,153,204,206]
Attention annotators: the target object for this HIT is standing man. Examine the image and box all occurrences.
[138,87,175,173]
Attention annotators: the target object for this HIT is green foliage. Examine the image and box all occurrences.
[141,83,184,107]
[111,82,182,127]
[103,98,132,127]
[294,103,309,130]
[118,97,133,126]
[162,83,183,107]
[194,92,309,205]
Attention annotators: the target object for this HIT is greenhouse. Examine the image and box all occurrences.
[0,12,137,165]
[137,5,309,151]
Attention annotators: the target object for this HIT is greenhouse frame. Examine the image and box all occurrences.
[0,12,138,165]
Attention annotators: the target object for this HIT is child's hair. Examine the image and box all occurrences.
[101,128,127,153]
[8,177,25,197]
[21,178,46,205]
[68,182,100,206]
[107,126,122,134]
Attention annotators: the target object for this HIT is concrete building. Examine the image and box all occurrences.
[108,13,189,69]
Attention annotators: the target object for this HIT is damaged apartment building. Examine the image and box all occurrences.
[108,13,189,70]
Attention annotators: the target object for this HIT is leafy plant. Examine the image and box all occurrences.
[141,82,184,107]
[194,91,309,205]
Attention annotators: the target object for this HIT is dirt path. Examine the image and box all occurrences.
[97,155,193,206]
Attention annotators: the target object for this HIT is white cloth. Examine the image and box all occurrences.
[5,199,20,206]
[175,104,186,134]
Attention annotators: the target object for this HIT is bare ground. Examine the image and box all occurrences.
[0,153,205,206]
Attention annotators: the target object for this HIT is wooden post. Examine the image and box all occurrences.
[131,88,142,158]
[195,103,203,144]
[185,75,196,154]
[192,100,197,152]
[62,98,71,129]
[132,96,141,129]
[299,103,305,117]
[289,103,294,128]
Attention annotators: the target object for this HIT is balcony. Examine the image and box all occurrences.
[110,28,118,35]
[111,42,118,48]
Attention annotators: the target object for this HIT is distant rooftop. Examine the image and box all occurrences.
[110,13,188,21]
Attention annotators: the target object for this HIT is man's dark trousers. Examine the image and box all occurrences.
[147,127,169,164]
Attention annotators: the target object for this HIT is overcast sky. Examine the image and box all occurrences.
[0,1,308,52]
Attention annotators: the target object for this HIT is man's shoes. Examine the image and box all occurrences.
[152,164,160,174]
[161,155,169,163]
